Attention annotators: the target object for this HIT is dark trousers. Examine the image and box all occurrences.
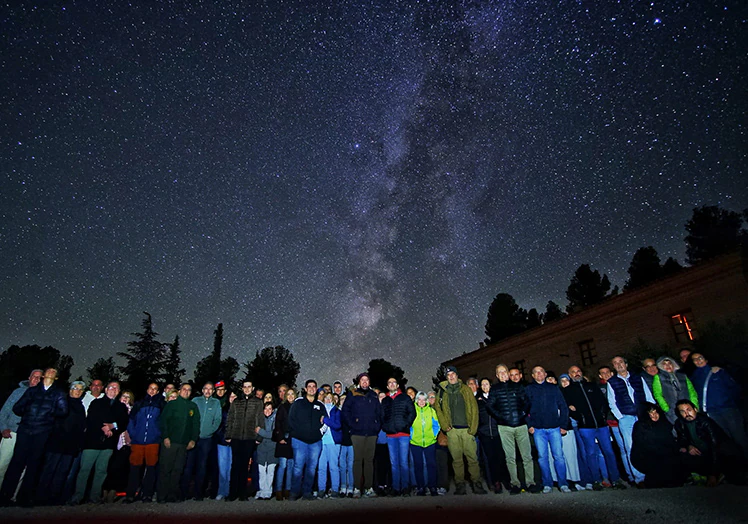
[103,446,131,493]
[36,452,76,505]
[374,443,391,490]
[410,444,437,489]
[436,445,450,489]
[181,437,213,499]
[0,431,49,504]
[127,464,157,499]
[351,435,377,491]
[479,434,510,488]
[229,440,256,500]
[157,443,187,502]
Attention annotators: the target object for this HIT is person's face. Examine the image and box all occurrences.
[215,385,226,397]
[43,368,57,381]
[648,409,660,422]
[286,389,296,402]
[467,379,478,393]
[69,384,84,399]
[387,378,398,394]
[359,376,370,389]
[29,370,43,387]
[120,392,132,405]
[324,393,334,405]
[417,396,427,408]
[164,384,175,396]
[691,353,707,368]
[202,384,214,398]
[305,382,317,398]
[509,369,522,383]
[446,371,458,385]
[642,359,658,376]
[480,379,491,394]
[90,379,104,396]
[678,403,697,421]
[167,392,178,402]
[612,357,628,375]
[264,404,273,417]
[679,349,691,363]
[106,382,120,399]
[255,389,264,399]
[242,382,254,396]
[333,383,342,395]
[560,377,570,388]
[147,383,159,397]
[317,389,326,402]
[427,393,436,406]
[661,359,675,373]
[179,385,192,399]
[598,368,613,383]
[532,367,547,384]
[323,385,332,394]
[263,393,273,404]
[568,366,583,382]
[406,389,416,400]
[496,366,509,383]
[278,386,287,399]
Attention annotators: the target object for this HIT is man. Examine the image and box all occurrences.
[214,381,228,409]
[333,381,343,397]
[342,372,383,498]
[565,365,625,490]
[641,358,659,390]
[278,384,289,403]
[679,348,696,377]
[525,366,571,493]
[690,352,748,460]
[225,380,263,501]
[163,383,176,400]
[466,377,479,396]
[255,388,265,400]
[0,368,67,506]
[288,379,325,500]
[125,382,165,503]
[675,400,746,486]
[71,381,130,505]
[82,379,104,414]
[158,383,200,503]
[434,366,486,495]
[606,356,655,486]
[382,377,416,496]
[182,382,221,500]
[597,366,626,483]
[509,368,526,385]
[488,364,539,495]
[0,369,42,485]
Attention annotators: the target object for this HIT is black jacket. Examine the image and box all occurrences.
[13,383,68,436]
[382,391,416,435]
[288,396,324,444]
[487,380,528,428]
[47,396,86,455]
[674,412,739,476]
[562,380,607,429]
[84,396,130,450]
[476,393,499,438]
[272,401,294,458]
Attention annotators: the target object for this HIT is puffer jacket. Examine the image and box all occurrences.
[487,380,527,428]
[382,390,416,436]
[127,393,165,445]
[13,382,68,435]
[476,392,499,438]
[341,387,382,437]
[0,380,29,433]
[410,403,439,448]
[47,395,86,455]
[225,395,263,441]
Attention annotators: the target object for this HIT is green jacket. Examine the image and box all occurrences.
[411,404,440,448]
[160,396,200,445]
[435,379,479,436]
[652,373,698,415]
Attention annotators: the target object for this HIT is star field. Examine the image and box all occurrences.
[1,1,746,389]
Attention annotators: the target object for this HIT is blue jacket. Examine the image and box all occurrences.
[127,393,165,445]
[13,383,68,436]
[691,366,741,413]
[0,380,29,433]
[525,381,569,429]
[341,387,382,437]
[322,404,342,444]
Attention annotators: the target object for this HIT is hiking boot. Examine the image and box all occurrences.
[454,483,467,495]
[509,486,522,495]
[472,481,487,495]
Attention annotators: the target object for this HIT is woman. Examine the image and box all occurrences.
[476,377,511,493]
[263,392,275,407]
[318,392,342,497]
[631,403,686,488]
[338,394,355,497]
[103,389,134,502]
[411,391,440,496]
[272,388,296,500]
[552,375,582,490]
[255,402,277,500]
[652,356,698,423]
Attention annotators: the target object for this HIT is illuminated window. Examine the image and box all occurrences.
[670,310,697,343]
[579,340,597,367]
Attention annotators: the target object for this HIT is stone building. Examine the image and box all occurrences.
[446,251,748,379]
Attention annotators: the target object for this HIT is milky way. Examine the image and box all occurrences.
[2,1,746,389]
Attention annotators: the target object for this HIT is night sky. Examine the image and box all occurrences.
[2,1,746,390]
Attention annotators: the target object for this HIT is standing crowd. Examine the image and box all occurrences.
[0,347,746,507]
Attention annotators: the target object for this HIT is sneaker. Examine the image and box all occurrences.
[575,484,585,491]
[429,488,438,496]
[214,495,225,501]
[509,486,522,495]
[560,485,572,493]
[472,482,487,495]
[416,488,426,496]
[542,486,553,494]
[339,491,347,498]
[601,480,612,488]
[437,488,447,496]
[363,488,377,498]
[329,491,339,498]
[584,483,593,491]
[352,489,361,499]
[592,482,603,491]
[288,493,301,501]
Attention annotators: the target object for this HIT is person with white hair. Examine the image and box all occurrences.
[651,356,698,424]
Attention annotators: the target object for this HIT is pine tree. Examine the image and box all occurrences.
[243,346,301,393]
[685,205,744,265]
[566,265,615,313]
[624,246,662,290]
[544,301,567,323]
[163,335,186,385]
[118,312,168,395]
[87,357,120,385]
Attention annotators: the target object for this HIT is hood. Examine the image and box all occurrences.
[18,380,30,388]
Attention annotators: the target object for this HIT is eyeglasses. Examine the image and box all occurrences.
[692,356,705,361]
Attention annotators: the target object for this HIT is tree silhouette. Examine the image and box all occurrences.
[566,264,616,313]
[661,257,683,278]
[485,293,528,343]
[432,362,449,389]
[624,246,662,290]
[0,345,74,404]
[544,301,566,323]
[526,308,543,329]
[163,335,186,386]
[87,357,120,385]
[208,323,223,383]
[685,205,744,265]
[118,312,168,395]
[243,346,300,393]
[366,358,407,391]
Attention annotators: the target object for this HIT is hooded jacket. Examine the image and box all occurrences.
[652,372,698,422]
[128,393,165,445]
[256,410,277,465]
[434,380,478,435]
[341,387,382,437]
[476,392,499,438]
[322,403,342,444]
[0,380,29,433]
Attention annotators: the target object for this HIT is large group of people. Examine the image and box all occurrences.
[0,347,746,507]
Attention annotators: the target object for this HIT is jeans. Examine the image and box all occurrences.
[216,444,232,498]
[181,437,213,498]
[532,428,567,488]
[410,444,437,489]
[338,445,354,492]
[36,452,75,505]
[386,436,410,491]
[275,456,293,492]
[290,438,322,497]
[0,431,49,504]
[579,428,620,483]
[318,442,341,493]
[617,415,644,483]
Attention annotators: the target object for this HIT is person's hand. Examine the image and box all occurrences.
[187,440,195,451]
[225,439,231,444]
[255,426,262,434]
[687,445,701,456]
[711,366,721,374]
[124,431,131,445]
[560,429,567,436]
[706,475,718,488]
[320,416,325,424]
[163,437,171,449]
[568,405,576,411]
[101,423,114,434]
[679,447,687,453]
[279,439,287,445]
[1,429,12,439]
[528,427,535,435]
